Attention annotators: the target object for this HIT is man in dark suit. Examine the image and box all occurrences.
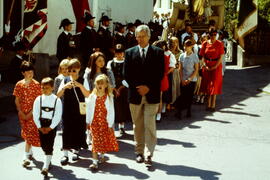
[80,13,99,68]
[56,18,75,62]
[97,15,114,62]
[125,23,137,49]
[124,25,164,167]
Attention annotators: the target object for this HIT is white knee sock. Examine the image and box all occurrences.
[93,159,98,165]
[161,104,166,113]
[43,155,52,169]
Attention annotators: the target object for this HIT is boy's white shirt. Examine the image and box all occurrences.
[33,94,63,129]
[86,93,114,128]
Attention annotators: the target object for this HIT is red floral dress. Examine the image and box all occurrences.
[90,95,119,153]
[13,79,42,147]
[200,40,224,95]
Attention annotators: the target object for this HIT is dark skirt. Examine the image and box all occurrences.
[114,88,132,124]
[174,82,196,110]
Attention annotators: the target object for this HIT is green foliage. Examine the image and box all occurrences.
[224,0,238,39]
[258,0,270,26]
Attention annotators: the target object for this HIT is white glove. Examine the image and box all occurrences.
[5,22,10,33]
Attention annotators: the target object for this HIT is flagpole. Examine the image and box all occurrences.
[6,0,15,24]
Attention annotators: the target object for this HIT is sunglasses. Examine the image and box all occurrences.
[210,33,217,36]
[68,69,78,73]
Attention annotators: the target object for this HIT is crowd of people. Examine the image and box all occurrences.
[1,11,228,176]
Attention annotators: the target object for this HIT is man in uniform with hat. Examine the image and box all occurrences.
[114,22,126,49]
[56,18,75,62]
[8,41,28,83]
[80,12,99,68]
[125,23,137,49]
[97,15,114,62]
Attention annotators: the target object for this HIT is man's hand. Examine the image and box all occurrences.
[136,85,149,96]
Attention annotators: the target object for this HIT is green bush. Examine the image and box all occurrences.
[258,0,270,26]
[224,0,238,39]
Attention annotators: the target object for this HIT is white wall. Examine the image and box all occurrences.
[92,0,153,25]
[33,0,76,55]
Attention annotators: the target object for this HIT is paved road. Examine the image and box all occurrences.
[0,65,270,180]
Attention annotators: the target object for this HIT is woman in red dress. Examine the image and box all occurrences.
[13,61,42,167]
[86,74,118,170]
[200,29,224,111]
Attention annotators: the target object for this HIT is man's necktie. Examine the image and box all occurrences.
[142,48,146,62]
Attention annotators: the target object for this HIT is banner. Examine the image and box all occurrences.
[70,0,90,33]
[22,0,48,49]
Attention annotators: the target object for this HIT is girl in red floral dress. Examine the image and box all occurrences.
[13,61,42,167]
[86,74,118,170]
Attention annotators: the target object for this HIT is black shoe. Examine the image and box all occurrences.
[41,168,48,176]
[119,128,125,135]
[206,107,212,111]
[60,156,69,166]
[72,153,79,161]
[136,154,145,163]
[210,108,216,112]
[144,156,152,167]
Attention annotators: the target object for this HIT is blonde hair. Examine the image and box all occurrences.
[68,58,81,71]
[58,59,70,74]
[92,74,113,97]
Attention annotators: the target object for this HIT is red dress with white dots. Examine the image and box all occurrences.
[13,79,41,147]
[90,95,119,153]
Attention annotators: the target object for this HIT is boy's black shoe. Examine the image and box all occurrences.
[136,154,145,163]
[60,156,69,166]
[41,168,48,176]
[119,128,125,135]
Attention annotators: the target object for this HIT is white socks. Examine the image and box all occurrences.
[63,150,68,157]
[74,150,79,154]
[93,159,98,165]
[43,155,52,169]
[161,104,166,113]
[119,124,124,129]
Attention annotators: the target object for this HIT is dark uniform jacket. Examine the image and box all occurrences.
[125,31,137,49]
[97,26,113,60]
[124,45,164,104]
[114,33,126,48]
[80,27,98,66]
[56,32,73,61]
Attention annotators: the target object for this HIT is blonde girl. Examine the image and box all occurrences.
[86,74,118,170]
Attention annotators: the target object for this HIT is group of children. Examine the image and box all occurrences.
[13,47,132,175]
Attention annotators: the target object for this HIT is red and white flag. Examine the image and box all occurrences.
[70,0,90,33]
[22,0,48,49]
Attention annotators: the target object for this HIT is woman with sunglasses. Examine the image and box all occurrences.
[199,28,224,112]
[57,59,89,165]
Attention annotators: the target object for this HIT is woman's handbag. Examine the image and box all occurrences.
[73,87,86,115]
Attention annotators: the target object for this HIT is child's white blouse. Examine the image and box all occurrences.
[86,94,115,128]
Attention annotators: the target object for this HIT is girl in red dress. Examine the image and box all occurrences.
[199,29,224,111]
[86,74,118,170]
[13,61,42,167]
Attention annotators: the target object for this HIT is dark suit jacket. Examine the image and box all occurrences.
[80,27,98,65]
[124,45,164,104]
[56,32,72,61]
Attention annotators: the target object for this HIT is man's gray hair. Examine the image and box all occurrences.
[135,25,151,37]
